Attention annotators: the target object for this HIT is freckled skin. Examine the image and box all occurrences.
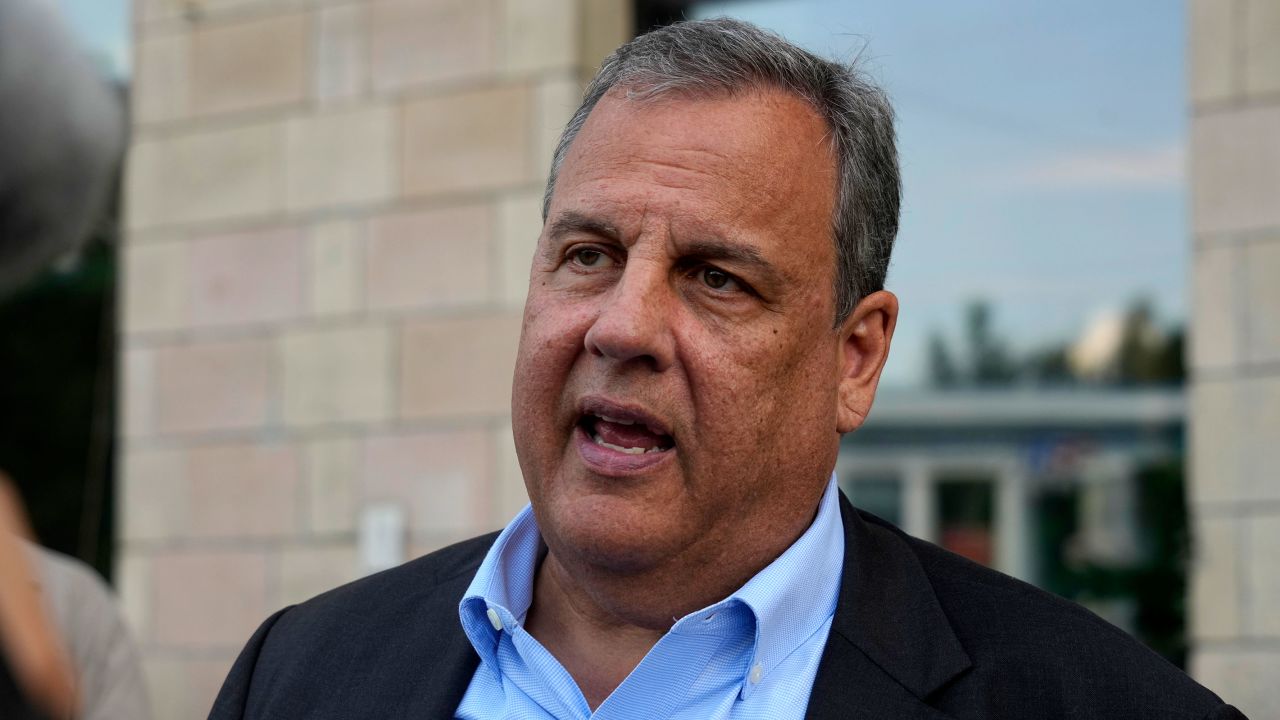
[512,87,898,705]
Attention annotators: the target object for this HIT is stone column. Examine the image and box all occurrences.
[119,1,629,716]
[1188,1,1280,716]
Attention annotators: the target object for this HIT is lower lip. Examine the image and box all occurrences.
[573,425,675,476]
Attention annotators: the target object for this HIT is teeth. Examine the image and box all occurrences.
[598,414,635,426]
[592,433,650,455]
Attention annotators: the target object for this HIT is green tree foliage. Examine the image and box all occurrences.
[927,298,1185,387]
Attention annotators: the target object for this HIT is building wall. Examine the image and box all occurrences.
[1188,1,1280,717]
[118,1,629,716]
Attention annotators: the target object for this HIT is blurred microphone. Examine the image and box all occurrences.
[0,0,126,295]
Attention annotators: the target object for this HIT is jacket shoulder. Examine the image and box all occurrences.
[210,532,498,719]
[870,515,1232,718]
[286,530,499,620]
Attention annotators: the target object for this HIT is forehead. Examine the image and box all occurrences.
[550,86,839,252]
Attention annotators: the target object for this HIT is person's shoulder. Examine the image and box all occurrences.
[22,541,120,640]
[211,532,499,718]
[860,513,1237,718]
[272,530,499,635]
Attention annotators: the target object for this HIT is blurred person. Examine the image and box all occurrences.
[211,19,1245,720]
[0,473,151,720]
[0,474,77,719]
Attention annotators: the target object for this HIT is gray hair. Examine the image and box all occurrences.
[542,17,900,324]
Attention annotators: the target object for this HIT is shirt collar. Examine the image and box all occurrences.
[725,472,844,696]
[458,473,845,696]
[458,502,543,670]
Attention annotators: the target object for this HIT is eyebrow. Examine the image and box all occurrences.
[547,211,622,242]
[680,238,767,268]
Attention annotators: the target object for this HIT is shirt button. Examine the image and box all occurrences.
[748,663,763,685]
[486,607,503,631]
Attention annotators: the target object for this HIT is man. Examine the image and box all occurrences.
[211,19,1245,719]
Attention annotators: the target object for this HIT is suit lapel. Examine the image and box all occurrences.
[805,494,971,720]
[401,566,483,718]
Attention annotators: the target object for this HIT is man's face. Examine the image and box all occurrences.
[512,88,871,576]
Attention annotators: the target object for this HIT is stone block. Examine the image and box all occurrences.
[133,30,190,125]
[361,429,492,535]
[1190,379,1243,507]
[1246,513,1280,636]
[1244,239,1280,364]
[1191,105,1280,235]
[142,654,235,720]
[316,4,368,104]
[1244,0,1280,97]
[496,190,543,307]
[1191,515,1241,640]
[151,550,268,648]
[122,347,157,439]
[1239,375,1280,503]
[1190,242,1241,371]
[186,442,301,539]
[1192,648,1280,719]
[126,121,285,229]
[116,553,151,644]
[285,105,395,212]
[190,12,309,117]
[401,84,533,198]
[369,0,495,94]
[493,421,529,525]
[155,338,271,434]
[137,0,305,24]
[308,219,363,317]
[399,312,523,419]
[365,204,492,311]
[122,241,188,334]
[581,0,631,75]
[280,324,393,426]
[276,544,359,606]
[187,225,304,328]
[305,435,359,535]
[133,0,182,24]
[534,75,582,182]
[120,448,188,542]
[1189,0,1238,105]
[500,0,577,76]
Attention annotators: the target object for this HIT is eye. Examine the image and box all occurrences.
[568,247,614,268]
[695,266,741,292]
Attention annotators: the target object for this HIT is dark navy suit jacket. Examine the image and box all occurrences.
[210,494,1247,719]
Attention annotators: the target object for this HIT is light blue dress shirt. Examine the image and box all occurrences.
[455,473,845,720]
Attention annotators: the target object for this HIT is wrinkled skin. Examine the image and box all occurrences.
[512,87,898,639]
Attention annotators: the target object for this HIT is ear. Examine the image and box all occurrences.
[836,290,898,434]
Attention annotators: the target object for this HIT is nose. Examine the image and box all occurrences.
[583,258,676,372]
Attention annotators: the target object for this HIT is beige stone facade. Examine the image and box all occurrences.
[119,1,629,716]
[1188,1,1280,717]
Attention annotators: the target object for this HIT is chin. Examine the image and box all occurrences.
[534,491,687,575]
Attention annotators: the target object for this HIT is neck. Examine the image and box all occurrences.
[523,496,823,709]
[525,553,668,709]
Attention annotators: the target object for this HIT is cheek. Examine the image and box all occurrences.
[686,323,838,443]
[511,294,597,422]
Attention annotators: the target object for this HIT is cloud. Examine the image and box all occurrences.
[1004,142,1185,191]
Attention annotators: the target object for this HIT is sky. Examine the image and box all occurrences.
[694,0,1187,385]
[56,0,1187,386]
[52,0,130,78]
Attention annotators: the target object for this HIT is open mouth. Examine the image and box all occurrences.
[577,412,675,455]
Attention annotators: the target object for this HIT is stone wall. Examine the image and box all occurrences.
[1188,1,1280,717]
[119,1,629,716]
